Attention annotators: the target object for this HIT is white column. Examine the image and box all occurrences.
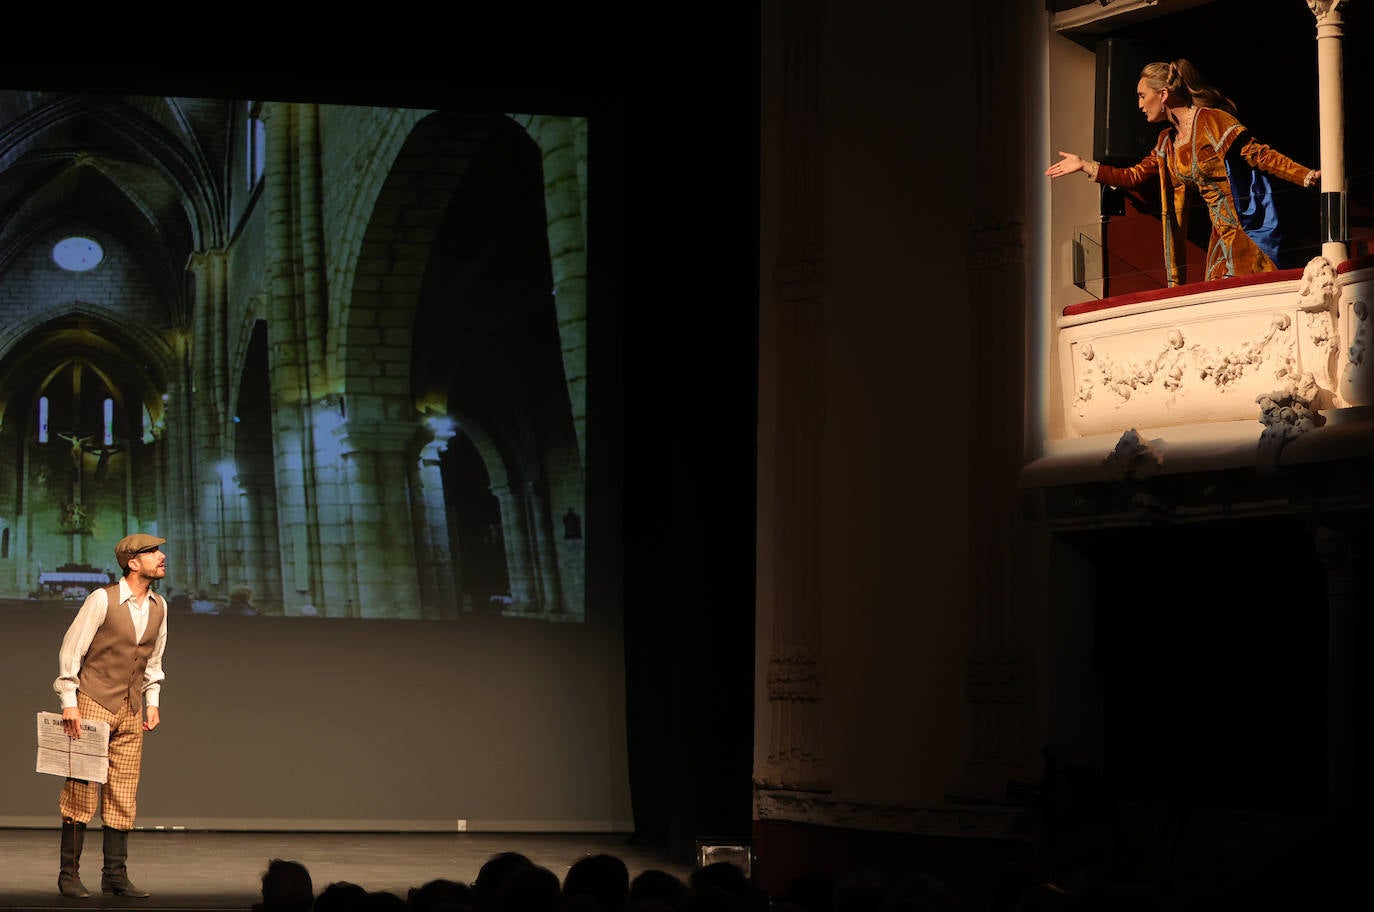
[1312,0,1348,262]
[756,0,828,795]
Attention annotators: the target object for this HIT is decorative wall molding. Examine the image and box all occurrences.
[1295,256,1344,410]
[766,644,821,703]
[1257,373,1324,442]
[1256,373,1324,472]
[1308,0,1347,25]
[1344,295,1371,405]
[758,0,827,799]
[970,220,1025,270]
[965,654,1026,705]
[754,789,1025,841]
[1072,315,1296,421]
[1097,428,1164,482]
[774,245,824,304]
[758,643,826,792]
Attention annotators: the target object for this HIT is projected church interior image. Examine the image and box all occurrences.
[0,95,586,621]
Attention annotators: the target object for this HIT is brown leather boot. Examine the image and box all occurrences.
[100,827,150,898]
[59,817,91,898]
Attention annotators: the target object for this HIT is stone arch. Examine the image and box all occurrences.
[0,305,174,430]
[324,106,430,383]
[332,110,582,619]
[338,110,506,411]
[427,412,522,614]
[0,310,177,588]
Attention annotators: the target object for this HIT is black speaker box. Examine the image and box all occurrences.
[1094,38,1166,164]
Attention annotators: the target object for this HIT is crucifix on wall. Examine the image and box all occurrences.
[40,358,129,564]
[55,432,95,562]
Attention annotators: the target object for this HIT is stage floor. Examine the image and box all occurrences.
[0,829,690,911]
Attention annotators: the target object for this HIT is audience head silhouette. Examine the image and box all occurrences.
[410,877,477,912]
[258,858,313,912]
[498,864,561,912]
[629,869,688,911]
[475,852,535,908]
[316,881,371,912]
[564,853,631,912]
[688,862,752,908]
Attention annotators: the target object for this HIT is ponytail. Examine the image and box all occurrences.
[1173,58,1237,115]
[1138,58,1238,115]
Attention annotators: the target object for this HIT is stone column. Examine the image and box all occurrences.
[526,479,565,617]
[160,367,199,592]
[490,481,538,613]
[187,251,228,592]
[756,0,828,795]
[412,424,458,619]
[334,419,423,618]
[522,115,588,471]
[295,103,329,394]
[309,397,353,616]
[262,101,330,613]
[1311,0,1349,263]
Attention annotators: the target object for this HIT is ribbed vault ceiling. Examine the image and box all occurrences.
[0,91,232,310]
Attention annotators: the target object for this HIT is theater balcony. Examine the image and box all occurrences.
[1024,0,1374,520]
[1023,252,1374,499]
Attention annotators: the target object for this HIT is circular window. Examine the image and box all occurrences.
[52,236,104,272]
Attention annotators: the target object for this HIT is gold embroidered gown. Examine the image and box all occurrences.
[1095,107,1314,287]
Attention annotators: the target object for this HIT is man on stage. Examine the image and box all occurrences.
[55,533,169,899]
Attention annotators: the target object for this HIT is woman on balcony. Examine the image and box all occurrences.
[1046,59,1319,287]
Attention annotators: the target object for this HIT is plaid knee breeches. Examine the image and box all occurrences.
[58,691,143,830]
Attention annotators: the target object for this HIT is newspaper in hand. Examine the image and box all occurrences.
[36,711,110,784]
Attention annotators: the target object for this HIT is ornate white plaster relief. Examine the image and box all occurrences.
[754,789,1023,840]
[1067,309,1298,435]
[1055,264,1367,437]
[1308,0,1347,23]
[1294,256,1345,410]
[757,644,826,793]
[1257,373,1324,442]
[766,644,821,703]
[966,654,1025,705]
[1345,297,1372,404]
[1097,428,1164,481]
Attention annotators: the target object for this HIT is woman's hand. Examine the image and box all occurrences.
[1045,151,1085,179]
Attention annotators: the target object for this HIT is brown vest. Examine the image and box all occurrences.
[77,583,165,715]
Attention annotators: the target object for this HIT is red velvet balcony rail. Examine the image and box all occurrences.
[1062,254,1374,318]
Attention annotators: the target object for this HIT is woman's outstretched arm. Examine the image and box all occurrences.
[1045,150,1097,180]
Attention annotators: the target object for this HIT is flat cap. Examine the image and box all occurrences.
[115,533,166,570]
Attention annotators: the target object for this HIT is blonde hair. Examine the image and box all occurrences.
[1138,59,1237,115]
